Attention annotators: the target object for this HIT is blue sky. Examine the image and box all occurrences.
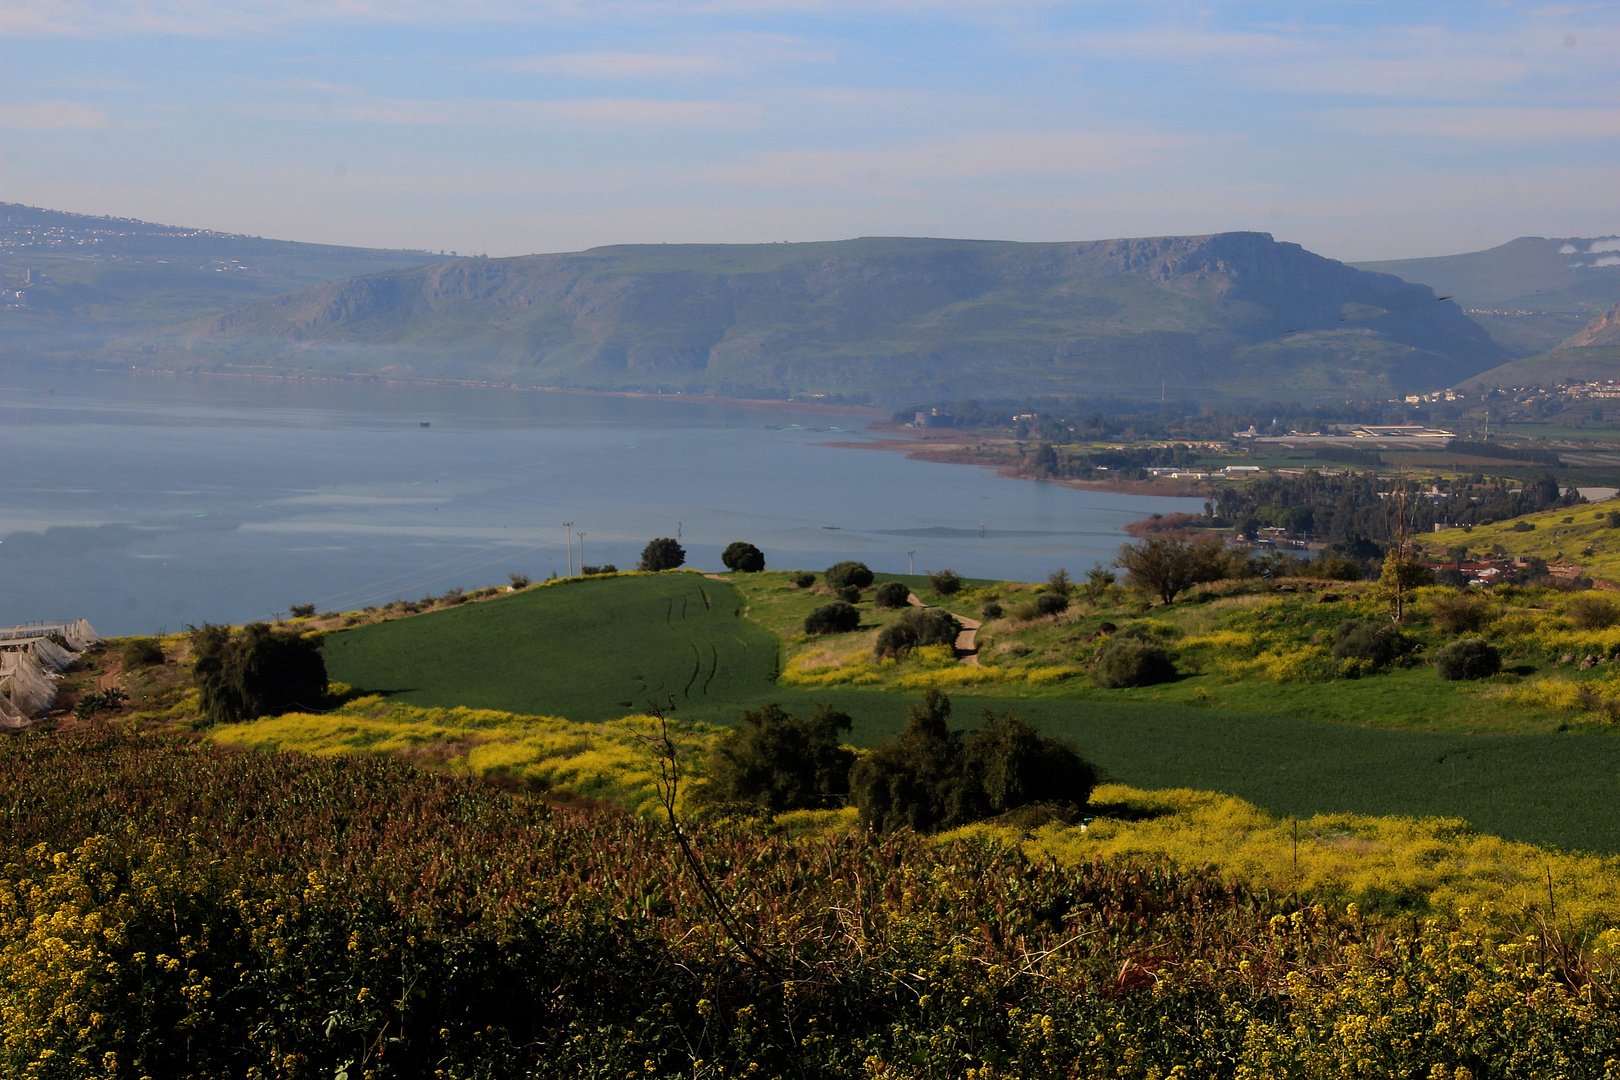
[1,1,1616,261]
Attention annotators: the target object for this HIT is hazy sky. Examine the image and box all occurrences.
[1,1,1616,261]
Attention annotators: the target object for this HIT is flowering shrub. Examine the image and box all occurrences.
[0,735,1617,1078]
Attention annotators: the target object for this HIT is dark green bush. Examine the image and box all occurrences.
[803,602,861,635]
[1436,637,1501,681]
[190,623,328,726]
[120,637,165,667]
[508,572,531,589]
[1035,592,1070,618]
[288,604,316,618]
[874,607,960,657]
[874,581,910,609]
[1332,619,1411,666]
[700,703,853,811]
[1314,553,1364,581]
[834,585,862,604]
[982,601,1003,619]
[1566,593,1620,629]
[790,572,816,588]
[721,541,766,573]
[639,538,686,572]
[581,564,618,576]
[928,569,962,595]
[1429,594,1488,634]
[1092,638,1176,688]
[849,691,1096,833]
[825,561,874,590]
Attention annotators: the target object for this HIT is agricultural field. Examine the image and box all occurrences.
[256,567,1620,853]
[321,572,784,722]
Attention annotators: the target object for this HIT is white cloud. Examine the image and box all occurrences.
[0,100,111,128]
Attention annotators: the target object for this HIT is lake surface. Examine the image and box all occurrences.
[1,373,1203,637]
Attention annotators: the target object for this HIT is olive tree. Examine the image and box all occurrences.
[721,541,766,573]
[639,537,686,572]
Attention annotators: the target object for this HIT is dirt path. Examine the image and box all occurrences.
[907,594,982,666]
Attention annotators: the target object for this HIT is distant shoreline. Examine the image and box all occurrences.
[817,433,1211,498]
[96,365,888,419]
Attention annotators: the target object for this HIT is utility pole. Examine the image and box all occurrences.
[577,531,587,570]
[907,551,916,576]
[563,522,574,577]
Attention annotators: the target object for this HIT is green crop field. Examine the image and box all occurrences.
[317,570,1620,854]
[322,573,785,723]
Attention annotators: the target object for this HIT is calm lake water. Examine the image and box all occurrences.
[1,373,1203,637]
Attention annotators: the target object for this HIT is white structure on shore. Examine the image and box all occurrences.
[0,620,101,727]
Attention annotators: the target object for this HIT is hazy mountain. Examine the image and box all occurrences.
[1354,236,1620,356]
[142,232,1505,404]
[1459,299,1620,390]
[0,203,438,364]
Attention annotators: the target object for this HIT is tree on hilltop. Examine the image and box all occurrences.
[639,537,686,572]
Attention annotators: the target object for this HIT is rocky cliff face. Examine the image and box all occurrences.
[1560,300,1620,349]
[165,233,1507,401]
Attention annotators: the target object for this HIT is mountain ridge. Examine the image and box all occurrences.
[148,231,1506,404]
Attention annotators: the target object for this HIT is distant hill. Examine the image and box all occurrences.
[1354,236,1620,356]
[0,203,438,365]
[137,231,1506,404]
[1460,299,1620,389]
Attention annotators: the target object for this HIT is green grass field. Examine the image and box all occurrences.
[323,573,784,722]
[318,571,1620,854]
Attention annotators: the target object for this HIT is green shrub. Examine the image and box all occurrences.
[721,541,766,573]
[824,561,874,590]
[639,537,686,572]
[72,687,128,720]
[120,637,165,667]
[849,692,1097,833]
[803,602,861,635]
[873,581,910,609]
[508,572,531,589]
[1428,594,1489,635]
[874,607,961,657]
[1093,638,1175,688]
[790,572,816,588]
[928,569,962,595]
[1436,638,1501,681]
[581,564,617,576]
[289,603,316,618]
[1565,593,1620,630]
[699,703,853,811]
[1332,619,1411,667]
[1314,553,1364,581]
[834,585,862,604]
[982,601,1003,619]
[190,623,328,726]
[1035,592,1070,618]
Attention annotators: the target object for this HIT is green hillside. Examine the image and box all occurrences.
[0,202,437,365]
[126,231,1506,403]
[321,571,1620,853]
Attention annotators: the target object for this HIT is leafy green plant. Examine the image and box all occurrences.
[927,569,962,595]
[120,637,165,667]
[873,581,910,609]
[1332,618,1412,666]
[790,571,816,588]
[639,537,686,572]
[190,622,327,726]
[1092,638,1176,688]
[824,560,874,590]
[874,607,960,657]
[1436,637,1501,681]
[721,541,766,573]
[803,602,861,635]
[699,702,853,811]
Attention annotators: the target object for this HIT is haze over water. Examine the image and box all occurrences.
[1,373,1203,637]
